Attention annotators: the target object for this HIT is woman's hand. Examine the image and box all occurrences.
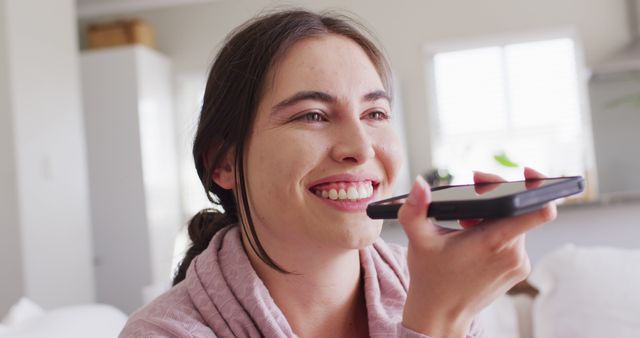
[398,168,556,338]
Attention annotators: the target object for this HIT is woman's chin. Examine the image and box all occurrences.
[337,221,383,249]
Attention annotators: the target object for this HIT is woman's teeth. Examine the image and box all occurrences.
[315,183,374,201]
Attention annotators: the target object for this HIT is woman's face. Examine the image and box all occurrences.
[244,34,403,251]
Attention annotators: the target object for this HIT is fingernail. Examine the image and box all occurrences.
[406,175,428,206]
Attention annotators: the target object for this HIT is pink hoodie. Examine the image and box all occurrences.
[120,226,483,337]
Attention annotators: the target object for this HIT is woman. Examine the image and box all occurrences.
[120,9,556,338]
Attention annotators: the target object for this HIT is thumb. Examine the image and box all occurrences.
[398,176,437,242]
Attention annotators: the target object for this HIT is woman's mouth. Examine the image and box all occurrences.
[309,180,379,211]
[311,181,375,201]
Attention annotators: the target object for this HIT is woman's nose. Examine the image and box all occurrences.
[330,120,375,164]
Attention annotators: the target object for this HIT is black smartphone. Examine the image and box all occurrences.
[367,176,585,220]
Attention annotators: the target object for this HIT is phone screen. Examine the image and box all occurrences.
[368,176,584,220]
[379,177,571,206]
[431,177,559,201]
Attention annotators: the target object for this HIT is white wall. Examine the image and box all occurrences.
[0,0,95,314]
[79,0,631,179]
[0,0,24,313]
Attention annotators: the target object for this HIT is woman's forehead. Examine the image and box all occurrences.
[262,34,385,106]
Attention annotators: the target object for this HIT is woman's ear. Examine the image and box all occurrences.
[211,150,236,189]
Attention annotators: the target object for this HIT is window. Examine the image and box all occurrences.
[428,37,594,194]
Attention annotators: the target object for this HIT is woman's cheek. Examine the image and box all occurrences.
[267,132,322,180]
[378,128,403,176]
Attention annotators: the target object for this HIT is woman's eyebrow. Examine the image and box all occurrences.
[363,89,391,103]
[272,91,337,113]
[271,89,391,113]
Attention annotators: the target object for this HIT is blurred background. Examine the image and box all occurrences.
[1,0,639,337]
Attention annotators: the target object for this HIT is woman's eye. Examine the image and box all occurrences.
[298,111,326,123]
[366,110,389,121]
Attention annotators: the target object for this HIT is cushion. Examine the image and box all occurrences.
[0,298,127,338]
[1,298,45,326]
[529,244,640,338]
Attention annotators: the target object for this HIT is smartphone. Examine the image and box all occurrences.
[367,176,584,221]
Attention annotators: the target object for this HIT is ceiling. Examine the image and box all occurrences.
[76,0,218,18]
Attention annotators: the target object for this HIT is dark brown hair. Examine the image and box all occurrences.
[172,9,392,285]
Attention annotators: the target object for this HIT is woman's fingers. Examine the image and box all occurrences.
[524,167,546,189]
[458,218,482,228]
[398,176,440,244]
[459,171,507,226]
[473,170,506,184]
[524,167,546,179]
[475,167,547,182]
[469,203,557,251]
[473,171,506,195]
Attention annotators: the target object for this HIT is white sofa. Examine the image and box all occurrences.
[481,244,640,338]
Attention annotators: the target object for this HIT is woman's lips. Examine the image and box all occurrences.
[307,172,380,188]
[311,181,374,200]
[307,173,381,212]
[310,189,378,212]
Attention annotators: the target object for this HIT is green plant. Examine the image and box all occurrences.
[493,152,519,168]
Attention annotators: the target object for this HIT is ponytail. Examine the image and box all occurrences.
[172,209,234,285]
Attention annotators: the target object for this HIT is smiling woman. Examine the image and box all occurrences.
[176,9,397,278]
[119,8,555,338]
[241,34,402,259]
